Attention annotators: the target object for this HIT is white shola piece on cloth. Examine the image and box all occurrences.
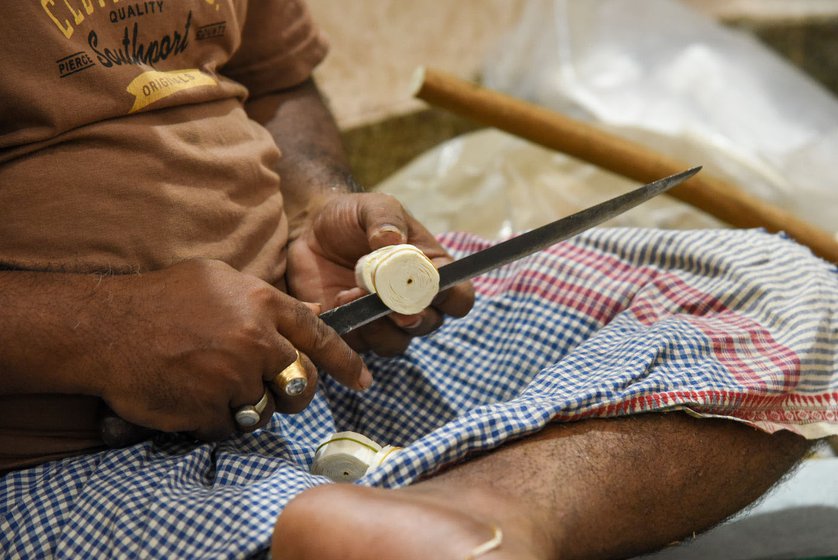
[311,431,402,482]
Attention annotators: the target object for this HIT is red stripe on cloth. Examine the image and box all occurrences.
[628,274,728,325]
[475,269,627,323]
[471,242,659,324]
[553,390,838,427]
[698,319,801,390]
[628,273,801,390]
[442,231,802,392]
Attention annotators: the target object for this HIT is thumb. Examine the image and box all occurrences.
[359,194,409,250]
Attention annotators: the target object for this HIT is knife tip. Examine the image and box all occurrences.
[684,165,703,177]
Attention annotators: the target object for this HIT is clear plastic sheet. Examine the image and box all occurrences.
[378,0,838,240]
[377,129,724,239]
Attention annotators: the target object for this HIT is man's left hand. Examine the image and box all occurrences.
[286,192,474,356]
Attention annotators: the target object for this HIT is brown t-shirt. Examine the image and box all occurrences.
[0,0,328,471]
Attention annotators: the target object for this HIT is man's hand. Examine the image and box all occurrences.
[248,80,472,355]
[286,192,475,356]
[1,259,370,441]
[83,260,369,441]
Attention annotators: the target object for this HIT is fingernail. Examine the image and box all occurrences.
[402,317,423,330]
[374,224,406,243]
[359,364,374,390]
[392,313,423,329]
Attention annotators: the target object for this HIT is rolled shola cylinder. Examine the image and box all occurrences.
[311,431,402,482]
[354,244,440,315]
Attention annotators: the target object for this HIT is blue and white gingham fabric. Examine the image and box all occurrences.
[2,228,837,559]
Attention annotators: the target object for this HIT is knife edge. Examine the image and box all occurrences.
[319,166,701,335]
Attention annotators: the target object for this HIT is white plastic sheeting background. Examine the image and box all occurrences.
[379,0,837,241]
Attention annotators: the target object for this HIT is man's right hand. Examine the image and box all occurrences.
[0,259,370,442]
[99,259,372,440]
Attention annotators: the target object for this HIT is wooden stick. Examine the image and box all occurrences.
[411,67,838,264]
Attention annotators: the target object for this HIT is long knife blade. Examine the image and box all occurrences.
[320,166,701,335]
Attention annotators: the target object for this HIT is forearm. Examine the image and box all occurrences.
[1,259,370,441]
[0,269,109,397]
[246,78,362,240]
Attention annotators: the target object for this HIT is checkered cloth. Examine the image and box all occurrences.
[2,228,836,559]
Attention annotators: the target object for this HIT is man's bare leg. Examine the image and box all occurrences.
[272,413,811,560]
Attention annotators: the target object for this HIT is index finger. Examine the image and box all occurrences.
[273,291,373,391]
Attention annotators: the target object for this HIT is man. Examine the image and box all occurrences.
[1,2,835,559]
